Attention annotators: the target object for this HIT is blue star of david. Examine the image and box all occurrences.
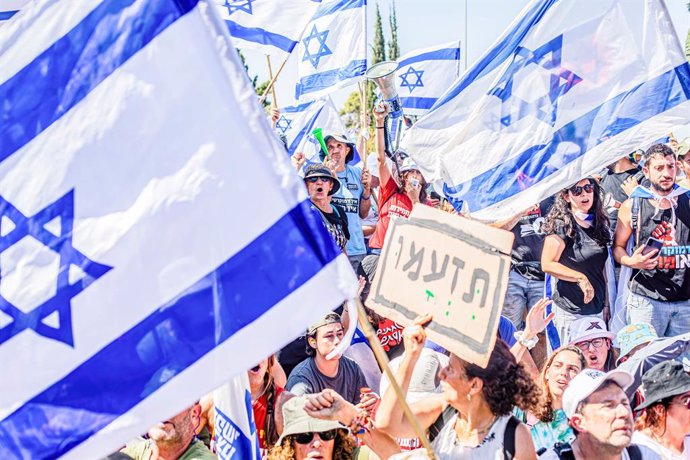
[488,35,582,128]
[0,191,112,347]
[276,115,292,135]
[224,0,253,15]
[399,66,424,93]
[302,25,332,69]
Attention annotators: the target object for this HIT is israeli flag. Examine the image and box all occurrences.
[403,0,690,220]
[278,97,350,160]
[217,0,322,57]
[213,374,261,460]
[295,0,366,101]
[0,0,356,458]
[397,41,462,116]
[0,0,27,26]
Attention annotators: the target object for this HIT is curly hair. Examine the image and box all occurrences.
[400,170,429,204]
[643,143,674,166]
[267,429,355,460]
[460,339,542,416]
[542,178,610,247]
[534,346,586,422]
[262,355,280,447]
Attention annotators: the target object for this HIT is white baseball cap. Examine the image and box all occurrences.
[562,369,633,418]
[568,317,615,345]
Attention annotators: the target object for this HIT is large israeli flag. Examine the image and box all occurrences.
[403,0,690,220]
[0,0,356,458]
[397,41,462,116]
[278,97,348,159]
[0,0,27,27]
[217,0,322,57]
[295,0,366,101]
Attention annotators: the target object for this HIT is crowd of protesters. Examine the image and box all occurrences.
[107,106,690,459]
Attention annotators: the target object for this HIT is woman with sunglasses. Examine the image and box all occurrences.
[633,360,690,460]
[269,393,401,460]
[522,346,586,453]
[302,164,350,252]
[542,178,611,344]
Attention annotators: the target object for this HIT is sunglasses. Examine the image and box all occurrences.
[306,176,331,183]
[294,429,338,444]
[569,183,594,196]
[575,337,606,351]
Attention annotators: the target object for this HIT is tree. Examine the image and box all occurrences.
[372,3,386,63]
[237,49,272,108]
[387,1,400,61]
[340,90,362,129]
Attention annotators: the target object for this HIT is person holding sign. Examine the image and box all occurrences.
[541,178,611,345]
[376,315,541,459]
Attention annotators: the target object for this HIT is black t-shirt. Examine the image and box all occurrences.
[551,222,608,315]
[511,198,553,280]
[599,167,640,231]
[312,203,350,250]
[630,194,690,301]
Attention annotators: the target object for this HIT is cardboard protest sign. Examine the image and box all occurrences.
[367,205,514,367]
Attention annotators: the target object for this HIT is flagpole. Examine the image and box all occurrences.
[354,298,437,460]
[358,81,368,162]
[266,54,278,109]
[259,56,289,105]
[464,0,468,71]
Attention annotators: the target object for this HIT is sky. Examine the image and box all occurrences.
[243,0,690,111]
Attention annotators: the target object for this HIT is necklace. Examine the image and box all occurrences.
[454,415,498,443]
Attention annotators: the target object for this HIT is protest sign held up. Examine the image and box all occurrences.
[367,205,513,367]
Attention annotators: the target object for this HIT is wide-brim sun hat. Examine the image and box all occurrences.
[303,164,340,196]
[276,395,345,445]
[615,323,657,366]
[635,360,690,411]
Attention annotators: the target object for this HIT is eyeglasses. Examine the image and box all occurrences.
[575,337,606,351]
[294,429,338,444]
[569,183,594,196]
[306,176,331,183]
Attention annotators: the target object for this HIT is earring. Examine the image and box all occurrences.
[467,393,471,402]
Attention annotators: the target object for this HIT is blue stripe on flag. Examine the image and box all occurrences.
[288,105,325,155]
[431,0,556,111]
[398,48,460,67]
[0,10,18,20]
[312,0,365,20]
[0,0,199,166]
[295,59,366,99]
[400,97,438,110]
[0,200,340,459]
[282,101,315,114]
[224,20,297,53]
[452,62,690,210]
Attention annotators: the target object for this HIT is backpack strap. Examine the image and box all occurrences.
[502,415,520,460]
[627,444,643,460]
[552,442,576,460]
[631,196,641,246]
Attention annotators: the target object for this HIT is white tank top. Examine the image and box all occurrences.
[431,413,511,460]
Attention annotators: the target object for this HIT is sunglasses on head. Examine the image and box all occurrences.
[294,429,338,444]
[306,176,331,183]
[569,183,594,196]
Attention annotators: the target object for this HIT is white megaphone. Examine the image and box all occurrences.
[366,61,404,152]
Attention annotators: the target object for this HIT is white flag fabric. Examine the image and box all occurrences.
[216,0,322,57]
[213,374,261,460]
[295,0,366,101]
[396,41,462,116]
[403,0,690,220]
[0,0,356,458]
[278,97,348,160]
[0,0,27,27]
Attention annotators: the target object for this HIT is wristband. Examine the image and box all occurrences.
[514,331,539,350]
[376,126,385,129]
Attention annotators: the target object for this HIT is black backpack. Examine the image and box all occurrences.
[551,441,642,460]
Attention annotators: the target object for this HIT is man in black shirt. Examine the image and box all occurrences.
[614,144,690,338]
